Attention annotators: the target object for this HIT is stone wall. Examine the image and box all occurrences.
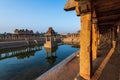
[62,37,80,44]
[0,40,45,49]
[0,34,45,41]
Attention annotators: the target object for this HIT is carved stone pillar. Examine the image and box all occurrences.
[97,28,100,46]
[64,0,93,79]
[80,13,92,80]
[113,26,117,41]
[110,28,113,47]
[118,25,120,41]
[92,23,97,60]
[79,0,92,79]
[92,10,98,60]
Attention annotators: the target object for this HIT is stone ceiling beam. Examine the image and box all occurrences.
[97,7,120,14]
[98,14,120,21]
[99,23,115,26]
[98,18,119,24]
[97,9,120,17]
[94,0,120,6]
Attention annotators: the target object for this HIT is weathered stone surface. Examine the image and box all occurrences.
[118,25,120,41]
[92,24,97,60]
[64,0,120,80]
[44,28,57,48]
[64,0,76,11]
[80,13,92,80]
[91,41,116,80]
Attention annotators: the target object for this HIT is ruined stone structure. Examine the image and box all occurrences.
[0,29,45,41]
[64,0,120,79]
[14,29,34,35]
[44,27,57,48]
[62,30,80,44]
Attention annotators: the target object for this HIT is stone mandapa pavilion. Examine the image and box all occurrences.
[64,0,120,80]
[44,27,57,48]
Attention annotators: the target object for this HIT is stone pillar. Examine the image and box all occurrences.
[80,13,92,80]
[91,9,98,60]
[110,28,113,47]
[109,27,116,48]
[46,37,48,42]
[118,25,120,41]
[97,28,100,46]
[92,23,97,60]
[112,27,117,48]
[113,26,117,41]
[109,29,111,43]
[50,37,52,41]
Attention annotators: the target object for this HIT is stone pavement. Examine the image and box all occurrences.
[98,41,120,80]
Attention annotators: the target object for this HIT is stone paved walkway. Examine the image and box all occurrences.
[98,42,120,80]
[76,42,112,80]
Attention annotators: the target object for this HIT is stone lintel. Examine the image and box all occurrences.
[64,0,76,11]
[64,0,92,16]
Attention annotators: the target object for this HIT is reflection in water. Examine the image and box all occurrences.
[44,47,58,64]
[0,44,79,80]
[0,45,42,60]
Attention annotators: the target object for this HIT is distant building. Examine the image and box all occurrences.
[0,29,45,41]
[14,29,34,35]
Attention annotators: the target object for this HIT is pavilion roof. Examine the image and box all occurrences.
[46,27,56,36]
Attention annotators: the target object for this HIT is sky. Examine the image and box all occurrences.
[0,0,80,33]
